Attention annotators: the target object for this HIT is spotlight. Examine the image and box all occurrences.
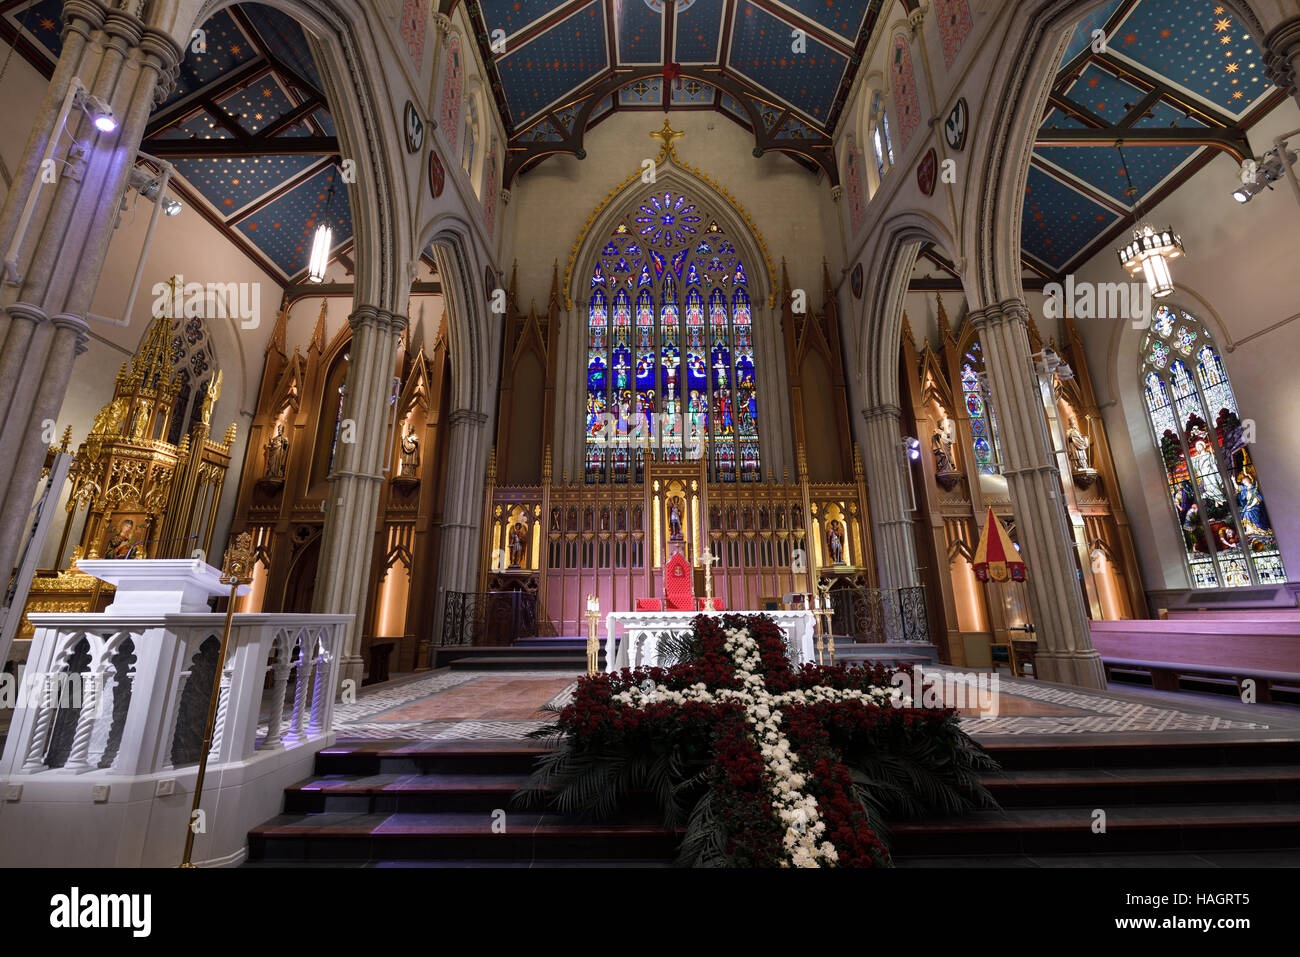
[1233,147,1298,204]
[903,436,921,461]
[128,166,183,215]
[76,91,117,133]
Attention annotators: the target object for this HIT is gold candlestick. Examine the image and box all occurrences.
[585,594,600,676]
[181,533,253,868]
[816,581,835,665]
[699,547,718,610]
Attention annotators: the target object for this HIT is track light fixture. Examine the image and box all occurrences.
[1233,146,1298,204]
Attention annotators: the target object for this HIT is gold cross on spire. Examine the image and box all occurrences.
[649,119,685,161]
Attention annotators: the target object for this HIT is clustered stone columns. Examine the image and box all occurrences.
[312,305,409,689]
[429,408,492,647]
[860,404,920,589]
[970,299,1106,690]
[0,0,181,586]
[1265,15,1300,107]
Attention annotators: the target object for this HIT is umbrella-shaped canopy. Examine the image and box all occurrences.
[974,507,1026,583]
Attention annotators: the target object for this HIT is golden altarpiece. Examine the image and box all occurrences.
[900,295,1146,668]
[17,298,237,644]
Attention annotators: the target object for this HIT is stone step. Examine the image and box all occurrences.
[448,655,588,672]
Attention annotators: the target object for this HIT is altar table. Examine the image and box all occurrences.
[603,610,817,673]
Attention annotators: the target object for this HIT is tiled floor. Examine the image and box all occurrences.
[320,664,1300,744]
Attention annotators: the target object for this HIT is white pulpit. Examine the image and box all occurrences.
[77,557,249,613]
[603,610,816,673]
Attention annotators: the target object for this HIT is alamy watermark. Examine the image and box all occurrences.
[1042,275,1153,328]
[151,274,261,329]
[890,666,1000,718]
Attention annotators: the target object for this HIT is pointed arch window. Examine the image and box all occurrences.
[960,340,1002,475]
[167,315,217,446]
[1141,305,1285,588]
[871,92,894,176]
[585,192,761,484]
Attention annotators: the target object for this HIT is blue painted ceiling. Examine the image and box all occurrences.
[1023,0,1282,276]
[1,1,350,282]
[475,0,877,135]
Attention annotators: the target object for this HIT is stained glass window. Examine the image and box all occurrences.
[1141,305,1285,588]
[168,315,217,446]
[961,341,1002,475]
[586,191,761,483]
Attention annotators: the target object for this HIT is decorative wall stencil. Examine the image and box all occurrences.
[401,0,429,72]
[944,98,968,152]
[428,151,446,199]
[483,145,500,240]
[404,101,424,153]
[889,34,920,152]
[850,263,863,299]
[845,140,866,237]
[935,0,973,70]
[439,33,464,158]
[917,148,938,196]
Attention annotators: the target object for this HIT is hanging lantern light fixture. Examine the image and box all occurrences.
[1114,140,1184,299]
[308,181,337,284]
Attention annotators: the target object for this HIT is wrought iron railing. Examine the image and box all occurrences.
[438,590,539,650]
[831,586,931,644]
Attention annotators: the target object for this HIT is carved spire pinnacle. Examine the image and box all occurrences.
[310,298,328,353]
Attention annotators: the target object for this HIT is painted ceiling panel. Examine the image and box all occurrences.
[1021,165,1122,272]
[673,0,725,63]
[233,164,352,277]
[3,0,62,58]
[671,77,715,105]
[1035,143,1199,205]
[1110,0,1271,115]
[163,10,256,109]
[154,110,235,141]
[1060,0,1126,67]
[728,0,847,123]
[615,0,664,64]
[216,74,298,135]
[241,3,324,90]
[495,0,609,125]
[1063,63,1148,124]
[172,154,322,214]
[479,0,565,40]
[768,0,872,41]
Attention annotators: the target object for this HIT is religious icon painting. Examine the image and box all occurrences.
[917,148,938,196]
[428,151,446,199]
[404,101,424,154]
[851,263,864,299]
[943,98,968,152]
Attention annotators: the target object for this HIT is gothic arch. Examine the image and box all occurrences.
[853,210,961,410]
[559,163,793,480]
[962,0,1277,309]
[183,0,412,314]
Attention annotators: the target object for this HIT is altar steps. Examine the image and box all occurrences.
[248,738,1300,867]
[433,644,598,672]
[892,738,1300,865]
[247,741,678,866]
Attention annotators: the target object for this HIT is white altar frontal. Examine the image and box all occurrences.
[603,610,816,673]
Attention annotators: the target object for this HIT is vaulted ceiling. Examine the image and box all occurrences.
[468,0,885,184]
[1,0,353,285]
[1023,0,1285,278]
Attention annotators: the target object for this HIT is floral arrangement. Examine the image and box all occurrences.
[516,614,996,868]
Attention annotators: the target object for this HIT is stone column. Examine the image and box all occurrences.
[430,408,491,649]
[860,404,919,589]
[0,0,181,586]
[312,305,408,690]
[970,299,1106,689]
[1265,16,1300,109]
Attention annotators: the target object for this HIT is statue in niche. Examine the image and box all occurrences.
[550,507,562,532]
[92,397,129,437]
[932,407,958,474]
[399,424,421,477]
[1066,413,1092,472]
[667,499,684,540]
[263,422,290,479]
[827,520,846,566]
[508,521,528,568]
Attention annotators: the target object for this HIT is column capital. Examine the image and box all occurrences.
[448,409,489,428]
[829,185,844,203]
[348,304,408,334]
[4,301,49,325]
[969,297,1031,331]
[907,6,925,37]
[861,404,902,424]
[51,313,91,356]
[101,6,146,48]
[1264,16,1300,93]
[61,0,108,37]
[432,12,454,38]
[500,188,512,205]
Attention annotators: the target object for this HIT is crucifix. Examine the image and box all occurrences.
[613,353,630,390]
[699,547,718,606]
[649,119,685,160]
[713,355,729,389]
